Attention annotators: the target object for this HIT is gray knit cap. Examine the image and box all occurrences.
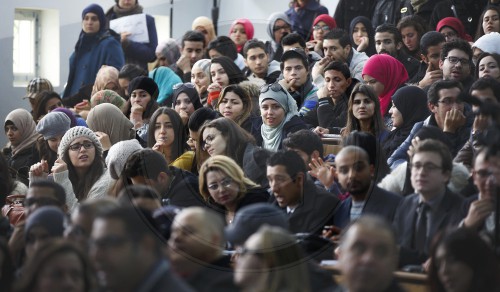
[58,126,103,158]
[105,139,143,179]
[36,112,71,140]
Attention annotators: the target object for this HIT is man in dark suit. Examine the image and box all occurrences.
[332,146,402,229]
[393,139,466,266]
[267,150,340,235]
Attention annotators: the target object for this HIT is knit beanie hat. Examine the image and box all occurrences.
[82,3,106,32]
[105,139,143,179]
[128,76,159,100]
[472,32,500,55]
[36,112,71,140]
[58,126,103,158]
[25,206,65,241]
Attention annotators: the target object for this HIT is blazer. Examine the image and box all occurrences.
[333,185,402,229]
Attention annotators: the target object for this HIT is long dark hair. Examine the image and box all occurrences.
[210,56,247,85]
[216,84,253,125]
[147,107,188,163]
[32,91,63,122]
[475,6,500,41]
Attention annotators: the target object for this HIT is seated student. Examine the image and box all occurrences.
[127,76,160,144]
[168,207,239,291]
[436,17,473,43]
[266,150,340,235]
[281,33,322,70]
[117,63,148,99]
[206,56,247,108]
[307,14,337,57]
[32,91,65,122]
[24,77,54,113]
[397,15,428,60]
[349,16,377,57]
[476,52,500,82]
[171,82,203,126]
[307,61,353,135]
[173,30,206,83]
[24,206,65,260]
[105,139,143,197]
[409,31,446,87]
[282,129,323,169]
[215,84,259,133]
[155,38,181,69]
[122,149,205,208]
[207,36,246,70]
[393,139,466,266]
[190,59,211,106]
[35,112,71,171]
[229,18,254,54]
[265,12,292,62]
[242,39,281,85]
[148,66,183,107]
[472,32,500,65]
[192,16,217,46]
[437,39,475,93]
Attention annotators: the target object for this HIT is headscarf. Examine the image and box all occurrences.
[91,65,120,96]
[311,14,337,40]
[473,32,500,54]
[229,18,255,52]
[383,86,430,157]
[362,54,409,116]
[82,3,106,33]
[192,16,217,44]
[148,67,182,106]
[155,39,181,66]
[171,83,203,110]
[4,109,39,157]
[436,17,472,42]
[86,103,135,146]
[266,12,291,43]
[349,16,377,56]
[90,89,126,110]
[259,83,298,151]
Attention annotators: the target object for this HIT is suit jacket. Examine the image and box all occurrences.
[393,188,466,266]
[270,179,340,235]
[333,185,402,229]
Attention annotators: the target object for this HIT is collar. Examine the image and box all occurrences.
[419,188,446,212]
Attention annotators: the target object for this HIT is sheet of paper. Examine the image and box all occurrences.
[110,13,149,43]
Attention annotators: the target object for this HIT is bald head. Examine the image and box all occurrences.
[336,146,370,165]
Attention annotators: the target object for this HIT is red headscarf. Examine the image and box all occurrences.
[362,54,409,116]
[436,17,472,42]
[310,14,337,40]
[229,18,254,52]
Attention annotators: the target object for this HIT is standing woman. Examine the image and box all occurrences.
[3,109,40,185]
[216,84,256,132]
[342,83,388,142]
[105,0,158,70]
[127,76,159,144]
[171,83,203,126]
[229,18,254,54]
[191,59,212,106]
[207,56,247,108]
[349,16,377,57]
[63,4,124,99]
[199,155,269,225]
[362,54,408,127]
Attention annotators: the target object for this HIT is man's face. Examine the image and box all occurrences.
[439,49,471,81]
[168,212,213,262]
[471,88,497,112]
[473,152,500,200]
[339,225,397,292]
[90,218,139,291]
[245,47,269,78]
[422,43,444,70]
[283,58,308,90]
[335,150,373,199]
[410,151,450,198]
[267,165,303,208]
[374,32,401,57]
[324,69,351,100]
[323,39,350,63]
[429,87,464,130]
[182,41,205,66]
[25,186,63,217]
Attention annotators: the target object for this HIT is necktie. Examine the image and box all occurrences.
[414,202,429,252]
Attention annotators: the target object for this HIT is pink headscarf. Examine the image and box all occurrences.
[229,18,254,52]
[436,17,472,42]
[311,14,337,40]
[362,54,409,116]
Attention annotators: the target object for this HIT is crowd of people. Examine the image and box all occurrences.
[2,0,500,291]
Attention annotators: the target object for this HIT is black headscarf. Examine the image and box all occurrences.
[349,16,377,57]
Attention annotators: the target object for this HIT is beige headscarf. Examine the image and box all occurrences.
[5,109,39,156]
[92,65,122,96]
[86,103,135,146]
[192,16,217,44]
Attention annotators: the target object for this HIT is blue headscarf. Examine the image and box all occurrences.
[148,67,182,106]
[82,3,106,33]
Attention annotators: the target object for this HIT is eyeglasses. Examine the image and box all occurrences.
[441,32,457,39]
[173,82,196,90]
[202,134,216,151]
[437,98,464,106]
[273,25,291,32]
[410,163,442,172]
[475,169,499,179]
[445,56,470,65]
[313,25,330,32]
[260,82,287,95]
[68,141,94,151]
[207,177,234,191]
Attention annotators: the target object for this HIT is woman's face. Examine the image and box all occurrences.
[352,22,368,46]
[260,99,285,127]
[191,66,210,94]
[47,135,64,154]
[435,244,473,292]
[440,27,458,42]
[210,63,230,87]
[82,12,100,34]
[218,92,244,121]
[202,127,227,156]
[389,104,403,128]
[34,252,85,292]
[174,93,196,117]
[231,23,248,46]
[478,56,500,81]
[130,89,151,109]
[362,74,385,97]
[45,98,63,113]
[5,124,22,147]
[313,21,329,41]
[154,114,175,148]
[483,9,500,34]
[352,93,375,121]
[401,26,419,52]
[119,78,130,97]
[234,233,267,289]
[68,137,96,171]
[206,170,239,207]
